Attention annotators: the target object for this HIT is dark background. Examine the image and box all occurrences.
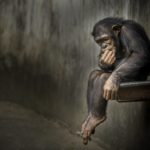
[0,0,150,150]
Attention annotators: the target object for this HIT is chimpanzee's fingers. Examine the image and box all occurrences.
[82,130,89,145]
[103,89,106,99]
[104,91,107,100]
[110,90,115,100]
[104,51,113,63]
[110,57,116,65]
[101,57,107,64]
[101,50,109,62]
[87,130,92,139]
[101,51,108,60]
[103,88,107,100]
[106,89,110,100]
[108,52,116,64]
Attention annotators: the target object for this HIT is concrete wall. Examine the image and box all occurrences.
[0,0,150,149]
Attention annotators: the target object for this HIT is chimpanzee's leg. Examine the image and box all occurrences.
[81,70,110,144]
[81,70,104,131]
[86,70,106,114]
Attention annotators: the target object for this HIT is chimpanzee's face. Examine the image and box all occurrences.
[93,32,117,67]
[92,23,122,68]
[94,33,116,53]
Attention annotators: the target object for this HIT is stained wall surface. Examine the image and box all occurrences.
[0,0,150,149]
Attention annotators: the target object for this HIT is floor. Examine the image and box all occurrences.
[0,101,103,150]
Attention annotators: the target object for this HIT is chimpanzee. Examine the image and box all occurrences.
[80,17,150,144]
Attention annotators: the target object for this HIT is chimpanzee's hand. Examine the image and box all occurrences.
[103,78,119,100]
[100,49,116,66]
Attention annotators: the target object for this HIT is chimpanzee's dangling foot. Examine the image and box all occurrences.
[81,114,106,145]
[81,115,91,134]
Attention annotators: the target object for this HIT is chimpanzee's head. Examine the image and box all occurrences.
[92,17,123,55]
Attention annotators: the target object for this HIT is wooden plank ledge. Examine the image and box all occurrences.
[117,81,150,102]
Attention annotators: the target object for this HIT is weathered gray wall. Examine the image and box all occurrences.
[0,0,150,149]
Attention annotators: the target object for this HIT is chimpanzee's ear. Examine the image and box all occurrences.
[112,24,122,36]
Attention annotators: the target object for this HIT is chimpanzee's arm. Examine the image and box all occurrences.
[109,52,148,83]
[103,49,149,100]
[110,25,150,83]
[103,25,150,100]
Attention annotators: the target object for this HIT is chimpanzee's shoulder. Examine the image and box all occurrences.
[122,20,147,35]
[122,19,150,41]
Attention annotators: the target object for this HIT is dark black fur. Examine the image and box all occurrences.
[92,17,150,82]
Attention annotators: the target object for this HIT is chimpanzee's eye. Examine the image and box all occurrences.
[101,43,108,49]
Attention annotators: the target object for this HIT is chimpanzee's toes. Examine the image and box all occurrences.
[82,130,91,145]
[81,115,91,134]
